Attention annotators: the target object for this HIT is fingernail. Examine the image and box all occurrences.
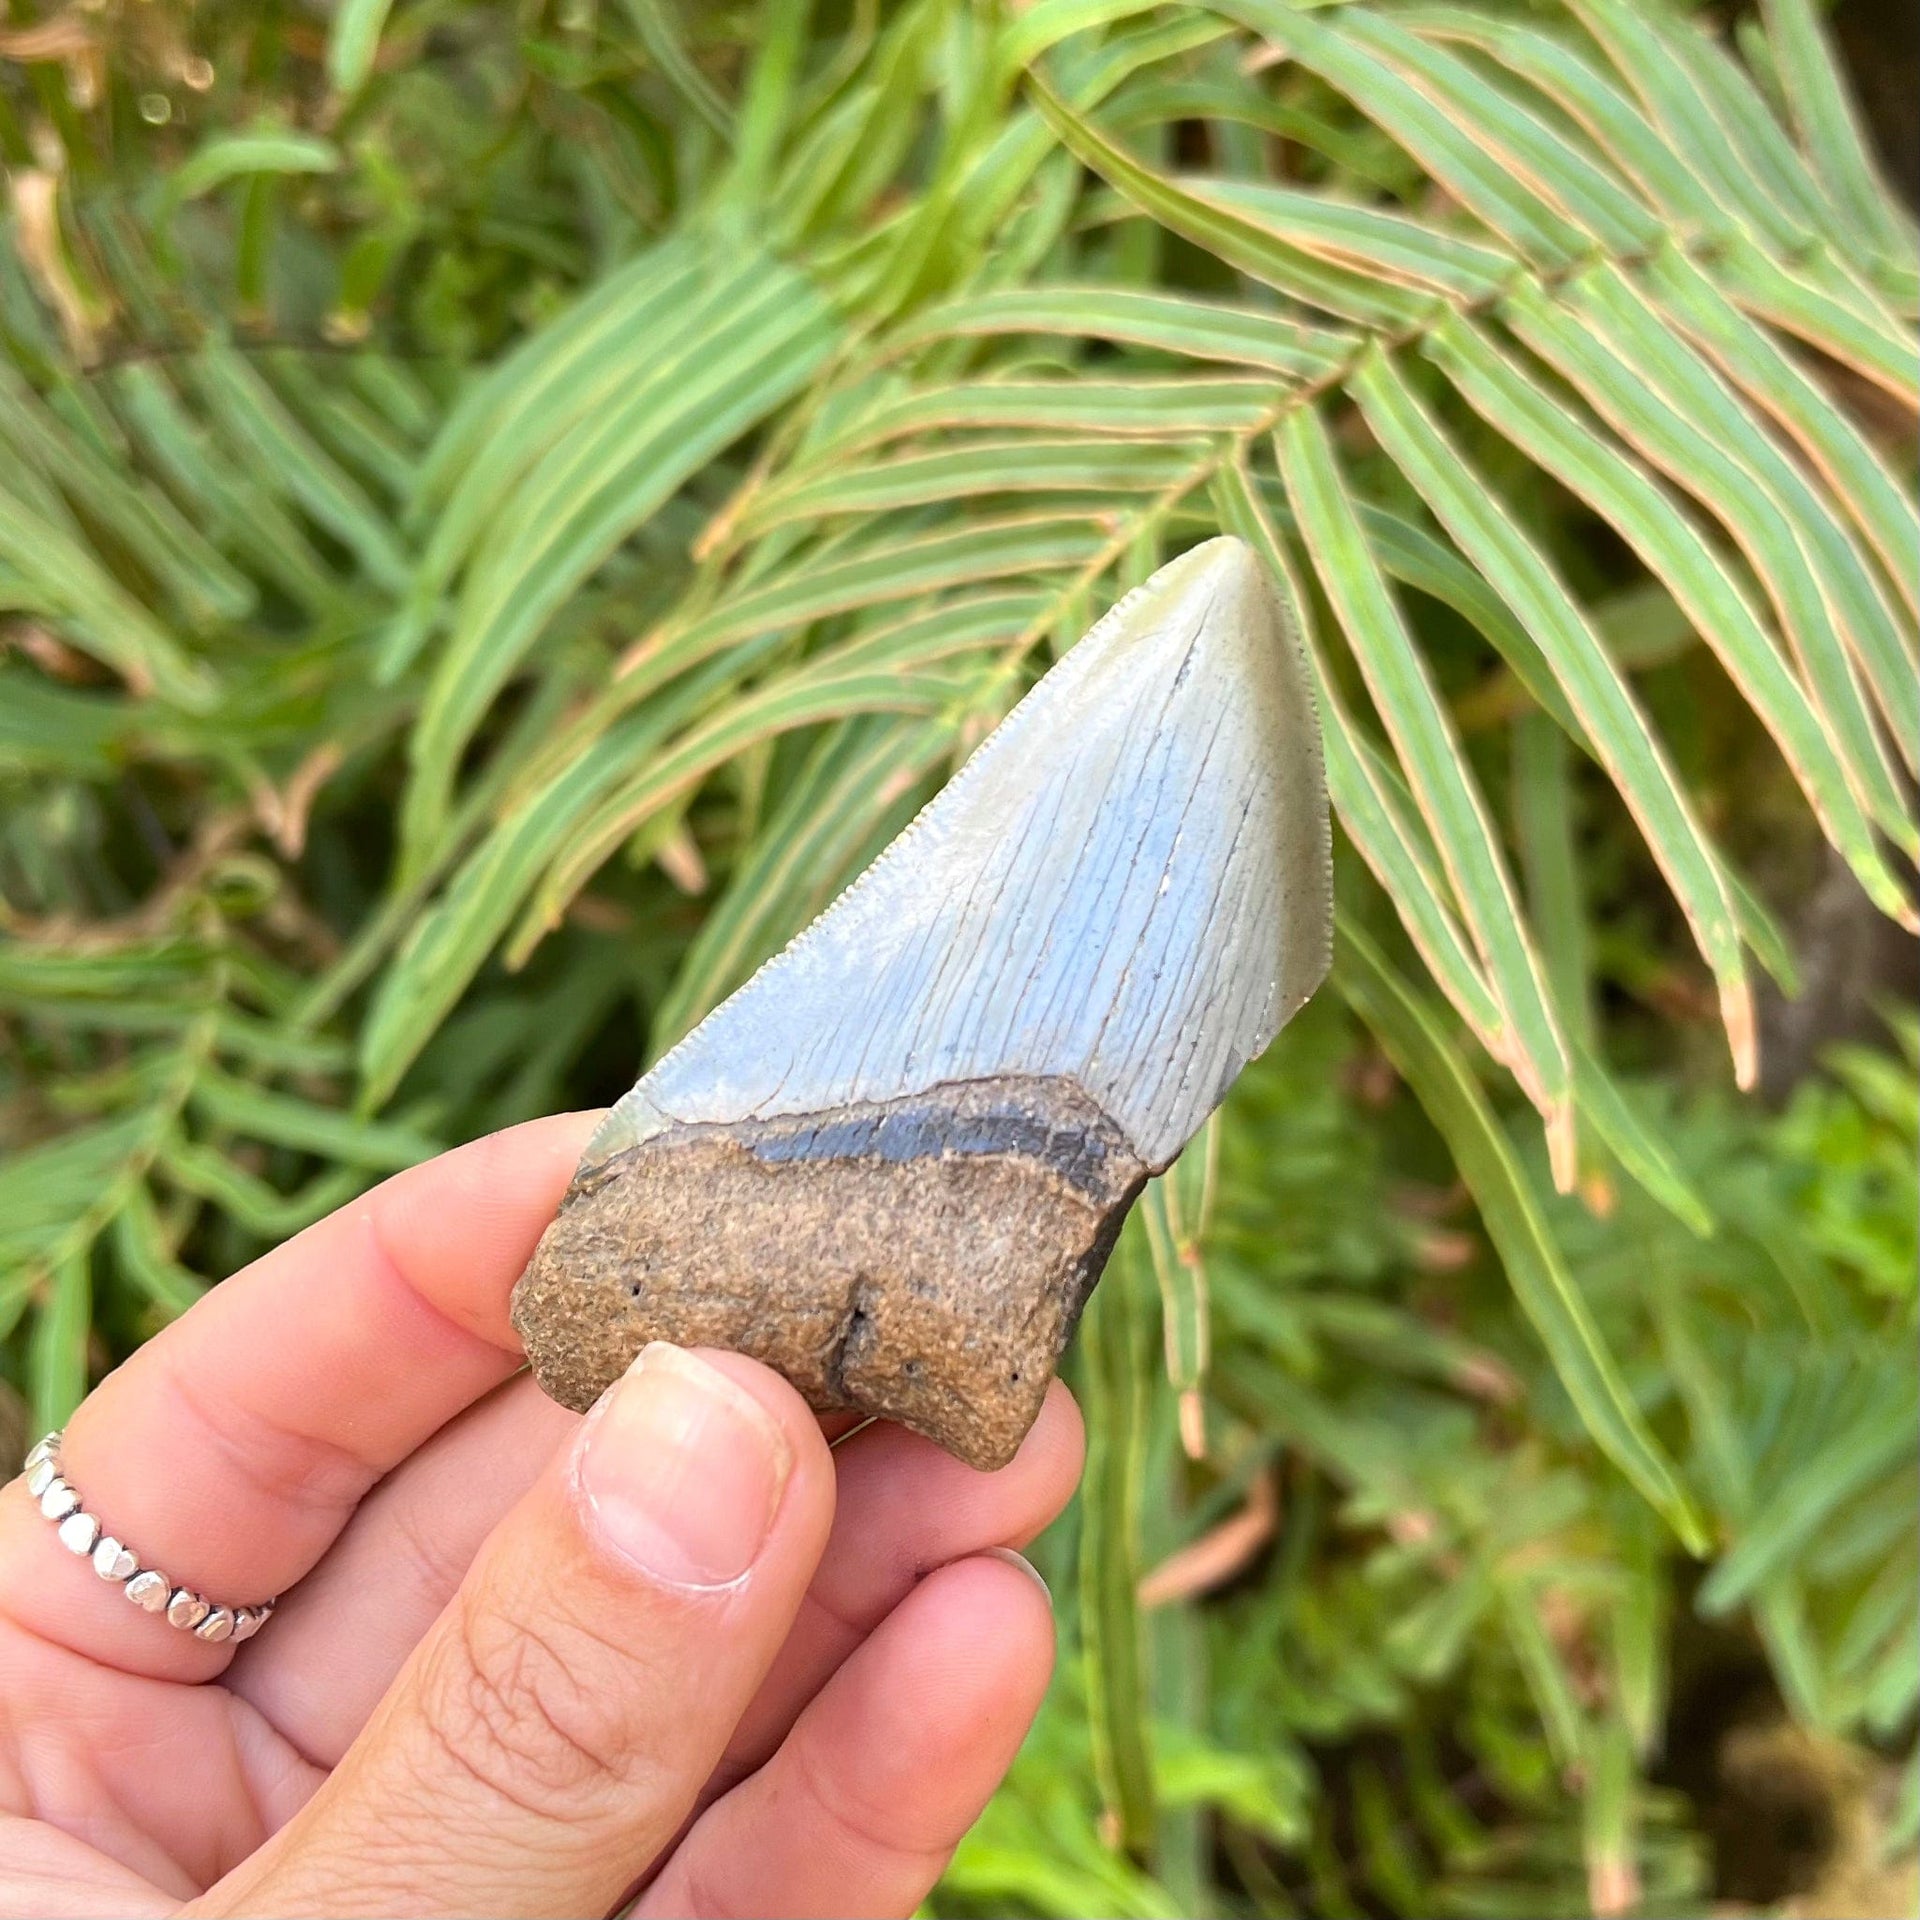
[982,1546,1051,1601]
[576,1344,792,1586]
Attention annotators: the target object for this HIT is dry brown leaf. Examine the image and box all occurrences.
[1137,1468,1278,1609]
[269,742,345,860]
[9,168,101,362]
[0,13,94,60]
[654,821,709,895]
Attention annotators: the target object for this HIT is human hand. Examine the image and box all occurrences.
[0,1113,1082,1918]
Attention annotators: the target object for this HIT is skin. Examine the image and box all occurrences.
[0,1112,1084,1918]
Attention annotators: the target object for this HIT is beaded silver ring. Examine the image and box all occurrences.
[21,1431,275,1644]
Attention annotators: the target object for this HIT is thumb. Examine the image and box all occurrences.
[194,1345,836,1919]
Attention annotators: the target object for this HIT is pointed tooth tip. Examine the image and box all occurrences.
[1144,534,1270,617]
[1186,531,1259,577]
[1069,536,1286,697]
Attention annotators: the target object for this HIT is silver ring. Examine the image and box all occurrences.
[21,1431,276,1644]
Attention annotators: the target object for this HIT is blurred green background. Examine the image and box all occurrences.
[2,1,1915,1912]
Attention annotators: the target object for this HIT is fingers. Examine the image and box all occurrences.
[228,1377,1081,1774]
[1,1114,596,1680]
[638,1551,1055,1920]
[0,1811,177,1918]
[714,1381,1080,1786]
[229,1375,579,1760]
[190,1348,836,1920]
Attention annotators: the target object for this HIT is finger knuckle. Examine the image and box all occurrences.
[412,1590,639,1821]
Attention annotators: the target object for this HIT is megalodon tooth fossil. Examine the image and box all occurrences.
[512,535,1331,1469]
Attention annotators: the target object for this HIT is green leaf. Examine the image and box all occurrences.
[402,255,841,858]
[745,438,1200,532]
[360,628,770,1105]
[1026,73,1429,328]
[1108,74,1417,195]
[0,478,217,707]
[1569,0,1807,261]
[161,129,340,211]
[0,670,130,777]
[1572,1050,1715,1238]
[1759,0,1918,266]
[1500,1585,1587,1766]
[814,590,1052,675]
[1348,350,1759,1083]
[1642,247,1920,631]
[409,236,704,527]
[1215,459,1508,1057]
[1701,1383,1918,1614]
[652,713,952,1050]
[1334,912,1708,1551]
[1355,502,1585,743]
[1499,276,1915,859]
[361,717,676,1107]
[1399,10,1727,241]
[1182,175,1511,302]
[995,0,1185,78]
[894,284,1350,376]
[824,375,1285,451]
[160,1140,367,1240]
[1212,0,1589,263]
[325,0,396,100]
[1,364,254,628]
[1715,229,1918,407]
[0,1116,161,1277]
[1726,866,1803,998]
[264,350,417,503]
[1570,268,1917,778]
[1579,1715,1639,1906]
[190,1068,441,1169]
[1423,309,1914,926]
[1511,712,1594,1052]
[192,342,411,593]
[617,0,734,139]
[1296,5,1660,255]
[720,0,814,211]
[29,1250,92,1432]
[653,516,1107,671]
[1078,1227,1158,1851]
[111,1186,209,1319]
[110,362,342,612]
[417,256,757,619]
[1138,1116,1218,1449]
[513,651,974,955]
[1277,403,1574,1171]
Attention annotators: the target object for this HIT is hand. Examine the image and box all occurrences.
[0,1114,1082,1917]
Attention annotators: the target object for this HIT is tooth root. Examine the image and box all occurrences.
[515,1076,1146,1471]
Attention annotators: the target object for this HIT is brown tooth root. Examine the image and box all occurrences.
[511,1076,1147,1470]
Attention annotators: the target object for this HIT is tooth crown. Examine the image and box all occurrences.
[586,536,1330,1177]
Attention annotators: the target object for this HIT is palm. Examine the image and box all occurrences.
[1,1117,1079,1917]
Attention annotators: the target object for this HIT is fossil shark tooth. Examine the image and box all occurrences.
[513,536,1331,1469]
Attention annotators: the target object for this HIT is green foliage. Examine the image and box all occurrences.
[2,1,1914,1910]
[956,1002,1916,1916]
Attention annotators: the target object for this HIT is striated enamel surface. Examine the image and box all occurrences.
[584,535,1330,1175]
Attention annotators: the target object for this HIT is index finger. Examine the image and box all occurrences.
[1,1111,598,1681]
